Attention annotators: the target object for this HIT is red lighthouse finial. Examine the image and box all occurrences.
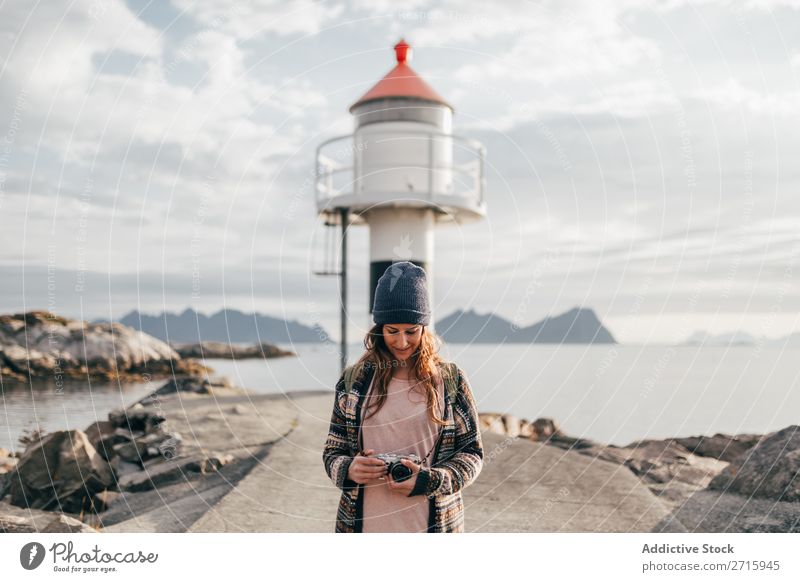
[394,39,411,64]
[349,38,451,112]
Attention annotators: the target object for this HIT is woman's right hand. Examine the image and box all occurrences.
[347,449,388,484]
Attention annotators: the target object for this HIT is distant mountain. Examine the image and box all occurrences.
[681,330,758,346]
[435,307,616,344]
[110,308,331,344]
[771,332,800,347]
[680,329,800,347]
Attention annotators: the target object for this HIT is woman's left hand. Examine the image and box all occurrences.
[386,458,421,495]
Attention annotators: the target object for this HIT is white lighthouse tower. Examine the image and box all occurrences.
[315,39,486,369]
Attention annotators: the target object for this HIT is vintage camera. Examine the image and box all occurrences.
[374,452,422,482]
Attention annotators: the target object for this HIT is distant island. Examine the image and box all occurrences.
[110,308,332,345]
[681,330,758,346]
[435,307,616,344]
[679,330,800,347]
[110,306,616,346]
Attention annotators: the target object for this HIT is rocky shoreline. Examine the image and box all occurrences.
[0,375,260,532]
[0,311,297,383]
[0,311,796,533]
[2,381,797,532]
[0,311,207,382]
[479,413,799,508]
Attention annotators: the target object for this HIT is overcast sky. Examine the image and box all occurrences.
[1,0,799,344]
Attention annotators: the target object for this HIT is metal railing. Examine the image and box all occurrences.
[315,130,486,210]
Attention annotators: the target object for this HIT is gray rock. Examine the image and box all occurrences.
[6,430,114,512]
[531,418,561,439]
[1,513,96,533]
[479,413,506,435]
[41,514,99,533]
[545,434,602,450]
[0,500,97,532]
[501,414,520,438]
[112,430,182,465]
[708,425,800,502]
[108,407,166,433]
[575,439,729,488]
[674,432,761,463]
[518,420,534,439]
[84,420,114,448]
[117,453,229,493]
[185,453,235,474]
[94,430,135,462]
[0,311,207,381]
[0,455,17,474]
[136,376,236,405]
[654,488,800,533]
[110,457,142,478]
[92,490,122,512]
[0,514,40,533]
[172,341,294,360]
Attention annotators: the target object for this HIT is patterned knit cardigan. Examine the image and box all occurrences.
[322,360,484,533]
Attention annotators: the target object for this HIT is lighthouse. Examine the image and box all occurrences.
[315,39,486,367]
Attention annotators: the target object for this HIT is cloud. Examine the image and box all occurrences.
[2,0,800,341]
[171,0,346,39]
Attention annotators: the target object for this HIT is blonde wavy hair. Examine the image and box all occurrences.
[355,323,448,427]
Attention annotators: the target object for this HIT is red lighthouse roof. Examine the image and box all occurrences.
[349,39,451,112]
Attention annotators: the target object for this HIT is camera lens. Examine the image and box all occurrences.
[390,462,413,482]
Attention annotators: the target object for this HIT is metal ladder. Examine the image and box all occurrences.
[313,207,349,374]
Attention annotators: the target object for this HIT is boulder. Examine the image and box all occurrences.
[108,407,166,433]
[531,418,561,440]
[84,420,114,448]
[112,430,182,465]
[1,513,95,533]
[674,432,761,463]
[84,420,129,461]
[184,453,235,474]
[110,456,144,479]
[94,429,138,462]
[501,414,520,438]
[117,453,229,493]
[92,490,122,512]
[136,376,235,405]
[0,311,208,381]
[0,500,97,532]
[574,438,729,488]
[6,430,114,512]
[708,425,800,502]
[0,453,17,474]
[0,514,40,533]
[545,434,602,450]
[41,514,99,533]
[479,414,567,442]
[479,413,507,435]
[172,341,294,360]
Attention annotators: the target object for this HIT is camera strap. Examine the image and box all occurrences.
[420,436,440,468]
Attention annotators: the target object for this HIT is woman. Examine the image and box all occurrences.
[322,261,483,533]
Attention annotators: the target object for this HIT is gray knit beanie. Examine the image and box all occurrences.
[372,261,431,325]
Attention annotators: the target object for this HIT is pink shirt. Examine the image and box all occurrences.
[359,372,444,533]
